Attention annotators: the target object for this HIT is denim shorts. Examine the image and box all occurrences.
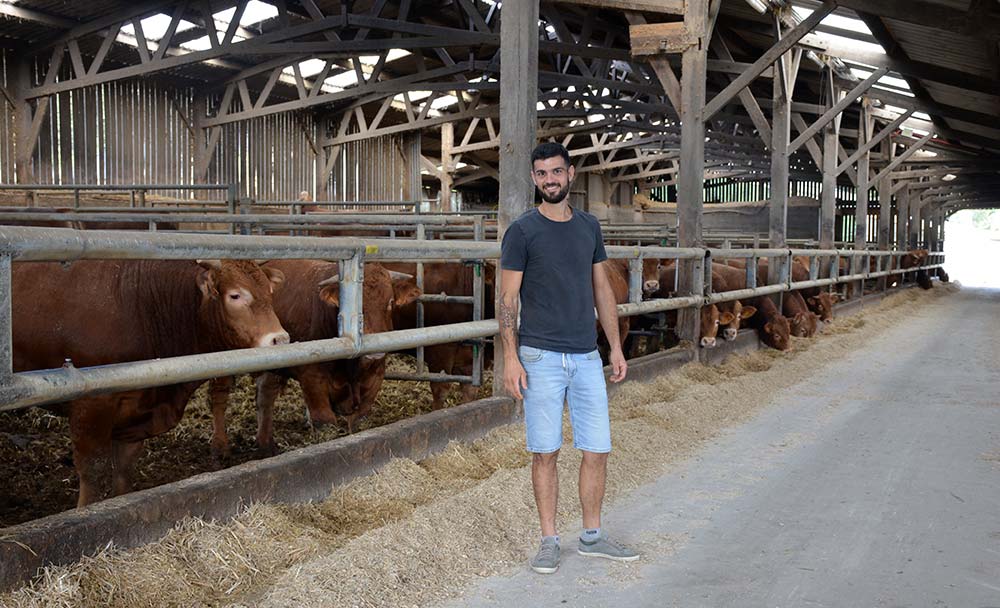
[518,345,611,454]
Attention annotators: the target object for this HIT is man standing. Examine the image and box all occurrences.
[499,142,639,574]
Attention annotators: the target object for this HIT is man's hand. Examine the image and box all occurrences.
[608,347,627,383]
[504,357,528,399]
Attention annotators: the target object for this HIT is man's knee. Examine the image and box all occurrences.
[581,450,608,466]
[532,450,560,469]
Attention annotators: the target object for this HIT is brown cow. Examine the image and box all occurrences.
[208,260,422,458]
[383,261,494,410]
[651,264,727,348]
[710,263,791,350]
[724,258,821,336]
[12,259,288,506]
[790,256,838,323]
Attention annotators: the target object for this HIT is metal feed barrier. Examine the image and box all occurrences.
[0,225,943,412]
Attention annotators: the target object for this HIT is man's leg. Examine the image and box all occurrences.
[579,450,608,530]
[533,450,560,537]
[568,350,639,562]
[519,345,569,573]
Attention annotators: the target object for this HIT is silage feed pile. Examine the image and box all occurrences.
[1,283,959,608]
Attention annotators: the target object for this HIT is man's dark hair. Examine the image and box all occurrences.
[531,142,571,167]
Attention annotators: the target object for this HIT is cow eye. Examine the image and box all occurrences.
[229,292,241,301]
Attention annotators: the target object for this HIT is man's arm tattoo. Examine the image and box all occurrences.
[499,297,517,329]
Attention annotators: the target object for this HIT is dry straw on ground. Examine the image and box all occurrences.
[0,283,959,608]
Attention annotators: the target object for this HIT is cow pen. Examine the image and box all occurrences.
[1,0,996,603]
[0,222,944,586]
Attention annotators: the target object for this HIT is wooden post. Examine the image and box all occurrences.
[408,132,422,209]
[876,137,893,250]
[896,182,910,250]
[819,77,839,255]
[11,59,36,185]
[876,137,893,288]
[769,28,798,295]
[854,99,872,249]
[192,96,208,198]
[440,122,454,213]
[852,99,872,296]
[495,0,538,396]
[676,0,709,349]
[909,187,922,249]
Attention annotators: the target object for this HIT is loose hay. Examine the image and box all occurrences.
[0,283,958,607]
[0,354,491,527]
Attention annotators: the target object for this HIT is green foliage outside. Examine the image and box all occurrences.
[970,209,1000,231]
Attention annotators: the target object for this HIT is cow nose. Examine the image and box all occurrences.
[259,331,290,347]
[643,280,660,294]
[823,318,833,324]
[724,328,738,341]
[700,336,716,348]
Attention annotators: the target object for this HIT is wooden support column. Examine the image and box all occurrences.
[440,122,454,212]
[770,68,791,253]
[896,182,910,249]
[819,76,839,253]
[676,0,709,348]
[854,99,873,249]
[11,59,36,184]
[192,97,208,197]
[407,132,422,207]
[876,136,894,250]
[495,0,538,396]
[909,186,922,248]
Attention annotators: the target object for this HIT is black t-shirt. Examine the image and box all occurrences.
[500,207,608,353]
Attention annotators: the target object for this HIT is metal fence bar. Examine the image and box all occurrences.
[0,320,499,411]
[0,212,488,226]
[415,224,426,375]
[471,215,485,388]
[338,252,363,348]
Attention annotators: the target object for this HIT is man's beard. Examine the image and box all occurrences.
[538,182,570,204]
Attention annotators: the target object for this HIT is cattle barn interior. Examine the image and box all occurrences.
[0,0,997,603]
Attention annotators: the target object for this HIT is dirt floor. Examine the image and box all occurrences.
[0,283,959,608]
[0,356,492,528]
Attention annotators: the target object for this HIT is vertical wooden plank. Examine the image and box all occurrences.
[854,99,872,250]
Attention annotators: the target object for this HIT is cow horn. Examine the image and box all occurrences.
[387,270,414,281]
[318,274,340,287]
[196,259,223,270]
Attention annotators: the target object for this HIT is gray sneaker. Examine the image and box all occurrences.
[530,538,560,574]
[577,535,640,562]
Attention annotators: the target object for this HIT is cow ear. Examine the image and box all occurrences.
[196,266,218,299]
[319,285,339,307]
[262,266,284,290]
[763,321,773,334]
[719,312,735,325]
[807,296,817,305]
[740,306,756,319]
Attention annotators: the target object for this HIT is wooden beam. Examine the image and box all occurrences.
[788,67,888,153]
[629,22,696,56]
[0,3,76,27]
[871,131,935,187]
[553,0,684,14]
[702,2,834,121]
[836,109,912,175]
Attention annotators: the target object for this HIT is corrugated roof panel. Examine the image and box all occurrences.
[945,119,1000,141]
[885,18,993,77]
[922,81,1000,112]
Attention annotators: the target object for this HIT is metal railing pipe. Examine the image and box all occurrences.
[0,227,500,262]
[0,320,499,411]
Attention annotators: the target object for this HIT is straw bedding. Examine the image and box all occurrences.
[0,356,491,527]
[0,283,958,607]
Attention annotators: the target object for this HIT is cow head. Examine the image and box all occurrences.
[788,312,812,338]
[195,260,289,350]
[699,304,721,348]
[315,264,422,427]
[721,301,756,341]
[761,314,791,351]
[642,258,663,295]
[806,292,836,324]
